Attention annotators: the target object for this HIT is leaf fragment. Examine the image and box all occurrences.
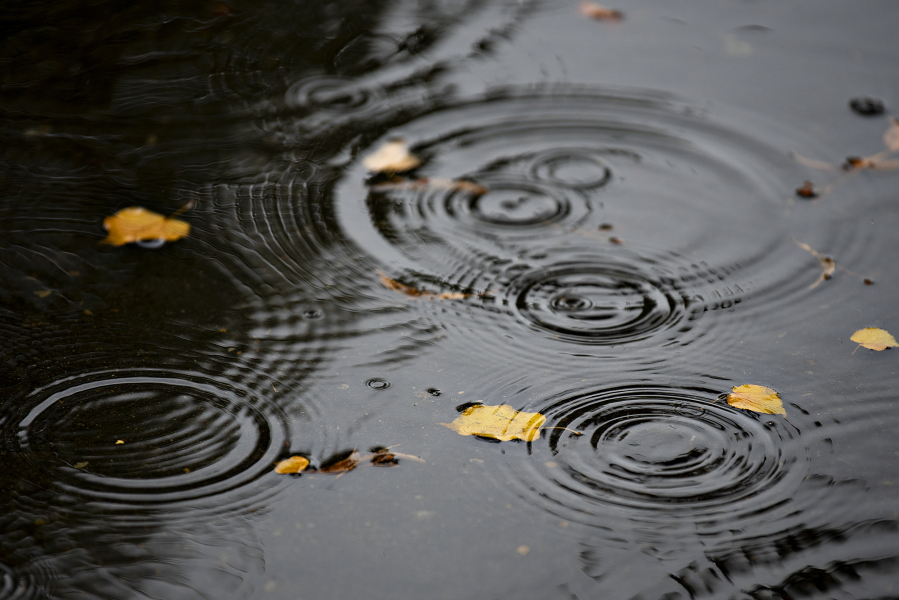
[440,404,546,442]
[792,239,835,288]
[274,455,310,474]
[363,139,421,174]
[378,271,473,300]
[726,385,785,416]
[579,1,623,20]
[102,207,190,246]
[883,117,899,153]
[318,450,361,474]
[795,181,819,198]
[850,327,898,352]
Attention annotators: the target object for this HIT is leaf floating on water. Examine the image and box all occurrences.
[850,327,898,352]
[579,1,623,21]
[102,207,190,246]
[378,271,474,300]
[726,385,786,416]
[883,117,899,153]
[795,180,819,199]
[440,404,546,442]
[363,139,421,174]
[318,450,362,475]
[792,239,835,288]
[274,455,310,474]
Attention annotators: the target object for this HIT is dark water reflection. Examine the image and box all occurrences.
[3,0,899,598]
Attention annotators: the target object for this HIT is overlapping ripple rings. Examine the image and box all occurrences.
[333,88,806,362]
[13,370,291,517]
[505,385,806,535]
[336,88,792,270]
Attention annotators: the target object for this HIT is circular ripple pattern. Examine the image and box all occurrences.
[507,386,805,530]
[14,371,290,515]
[509,260,688,345]
[335,88,793,282]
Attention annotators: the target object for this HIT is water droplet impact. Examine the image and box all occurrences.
[511,261,687,345]
[12,371,289,518]
[366,379,391,390]
[504,385,806,534]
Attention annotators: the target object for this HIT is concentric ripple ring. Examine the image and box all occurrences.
[505,385,806,530]
[14,370,290,514]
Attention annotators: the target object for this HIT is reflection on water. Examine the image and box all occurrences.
[2,0,899,598]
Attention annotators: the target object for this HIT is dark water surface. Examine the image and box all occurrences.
[2,0,898,598]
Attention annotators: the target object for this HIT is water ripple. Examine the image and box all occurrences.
[503,384,807,536]
[11,370,291,518]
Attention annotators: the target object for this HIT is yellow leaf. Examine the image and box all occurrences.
[363,139,421,173]
[579,1,623,20]
[102,207,190,246]
[726,385,785,416]
[884,117,899,153]
[274,455,310,474]
[440,404,546,442]
[850,327,898,352]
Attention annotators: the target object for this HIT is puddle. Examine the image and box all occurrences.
[2,0,899,598]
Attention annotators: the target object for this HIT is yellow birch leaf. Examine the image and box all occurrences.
[102,207,190,246]
[440,404,546,442]
[274,455,309,474]
[726,385,785,416]
[850,327,898,351]
[363,139,421,173]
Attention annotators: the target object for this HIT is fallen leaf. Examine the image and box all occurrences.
[440,404,546,442]
[795,180,819,198]
[274,455,310,474]
[792,239,835,289]
[102,207,190,246]
[363,139,421,173]
[73,461,89,469]
[850,327,898,352]
[33,290,52,298]
[318,450,362,474]
[884,117,899,153]
[378,271,473,300]
[579,1,623,20]
[726,385,786,416]
[364,446,425,467]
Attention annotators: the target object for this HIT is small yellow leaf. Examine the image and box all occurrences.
[115,440,125,445]
[363,139,421,173]
[73,461,89,469]
[850,327,898,352]
[274,455,310,474]
[579,1,623,20]
[883,117,899,153]
[440,404,546,442]
[726,385,785,416]
[102,207,190,246]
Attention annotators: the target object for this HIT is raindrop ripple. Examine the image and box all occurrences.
[506,385,806,532]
